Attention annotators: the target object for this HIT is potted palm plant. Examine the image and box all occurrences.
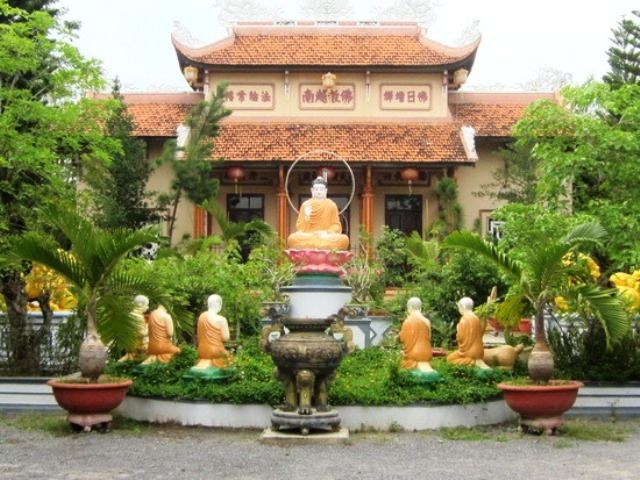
[4,207,172,430]
[444,222,630,434]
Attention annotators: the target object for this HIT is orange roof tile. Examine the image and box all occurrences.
[213,123,470,163]
[128,103,192,136]
[115,93,203,136]
[173,23,480,68]
[122,92,558,160]
[449,92,557,136]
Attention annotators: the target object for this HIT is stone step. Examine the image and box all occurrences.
[568,382,640,417]
[0,377,60,412]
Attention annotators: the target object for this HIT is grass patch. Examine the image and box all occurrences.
[437,422,521,442]
[1,412,152,436]
[10,412,69,436]
[439,427,494,441]
[558,418,633,442]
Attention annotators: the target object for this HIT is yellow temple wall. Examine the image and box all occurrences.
[208,72,447,118]
[456,146,506,232]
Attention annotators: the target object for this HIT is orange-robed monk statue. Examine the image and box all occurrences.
[141,305,180,364]
[399,297,435,372]
[447,297,490,369]
[286,177,349,250]
[193,294,233,369]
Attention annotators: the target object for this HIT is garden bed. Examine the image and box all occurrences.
[115,396,516,431]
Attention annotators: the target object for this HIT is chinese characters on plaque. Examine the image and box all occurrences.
[299,84,356,110]
[224,84,274,109]
[380,84,431,110]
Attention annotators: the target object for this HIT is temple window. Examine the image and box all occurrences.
[385,195,422,236]
[226,194,264,222]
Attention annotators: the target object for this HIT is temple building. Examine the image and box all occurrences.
[124,21,555,244]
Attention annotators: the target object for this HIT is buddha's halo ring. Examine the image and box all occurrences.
[285,149,355,216]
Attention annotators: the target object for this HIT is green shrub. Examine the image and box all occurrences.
[375,226,410,287]
[108,339,511,406]
[549,319,640,382]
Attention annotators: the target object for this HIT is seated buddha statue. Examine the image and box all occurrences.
[447,297,490,369]
[141,305,180,364]
[118,294,149,362]
[399,297,442,382]
[286,177,349,250]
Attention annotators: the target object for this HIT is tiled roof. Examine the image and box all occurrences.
[449,92,557,137]
[128,103,193,136]
[115,93,203,137]
[453,103,527,137]
[173,23,480,67]
[213,123,470,163]
[122,92,558,161]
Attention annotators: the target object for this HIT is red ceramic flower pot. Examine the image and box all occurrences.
[48,379,133,414]
[498,380,583,419]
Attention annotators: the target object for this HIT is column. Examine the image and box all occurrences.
[193,205,206,238]
[276,165,289,244]
[360,166,374,237]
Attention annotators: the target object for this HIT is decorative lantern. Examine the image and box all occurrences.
[226,166,246,194]
[322,72,337,92]
[453,68,469,88]
[183,65,199,86]
[316,166,336,182]
[400,167,420,194]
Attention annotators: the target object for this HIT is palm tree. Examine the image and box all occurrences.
[4,207,175,379]
[203,199,274,258]
[443,222,630,382]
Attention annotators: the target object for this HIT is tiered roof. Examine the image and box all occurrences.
[120,92,556,163]
[173,22,480,71]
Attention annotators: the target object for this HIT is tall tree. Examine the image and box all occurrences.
[160,83,232,244]
[511,81,640,271]
[91,79,160,230]
[603,10,640,89]
[0,1,114,373]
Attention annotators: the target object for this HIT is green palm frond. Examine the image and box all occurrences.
[561,222,607,246]
[94,227,158,276]
[46,207,100,271]
[98,294,139,351]
[9,233,87,288]
[564,284,630,348]
[495,289,528,328]
[443,231,522,280]
[527,242,574,295]
[245,219,274,238]
[104,269,193,341]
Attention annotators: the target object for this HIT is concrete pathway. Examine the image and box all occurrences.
[1,414,639,480]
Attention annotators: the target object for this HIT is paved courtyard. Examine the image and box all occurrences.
[1,414,640,479]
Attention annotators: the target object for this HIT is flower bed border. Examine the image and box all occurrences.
[115,395,516,431]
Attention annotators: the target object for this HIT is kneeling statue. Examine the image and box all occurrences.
[447,297,490,370]
[399,297,442,383]
[185,294,235,380]
[118,294,149,362]
[141,305,180,364]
